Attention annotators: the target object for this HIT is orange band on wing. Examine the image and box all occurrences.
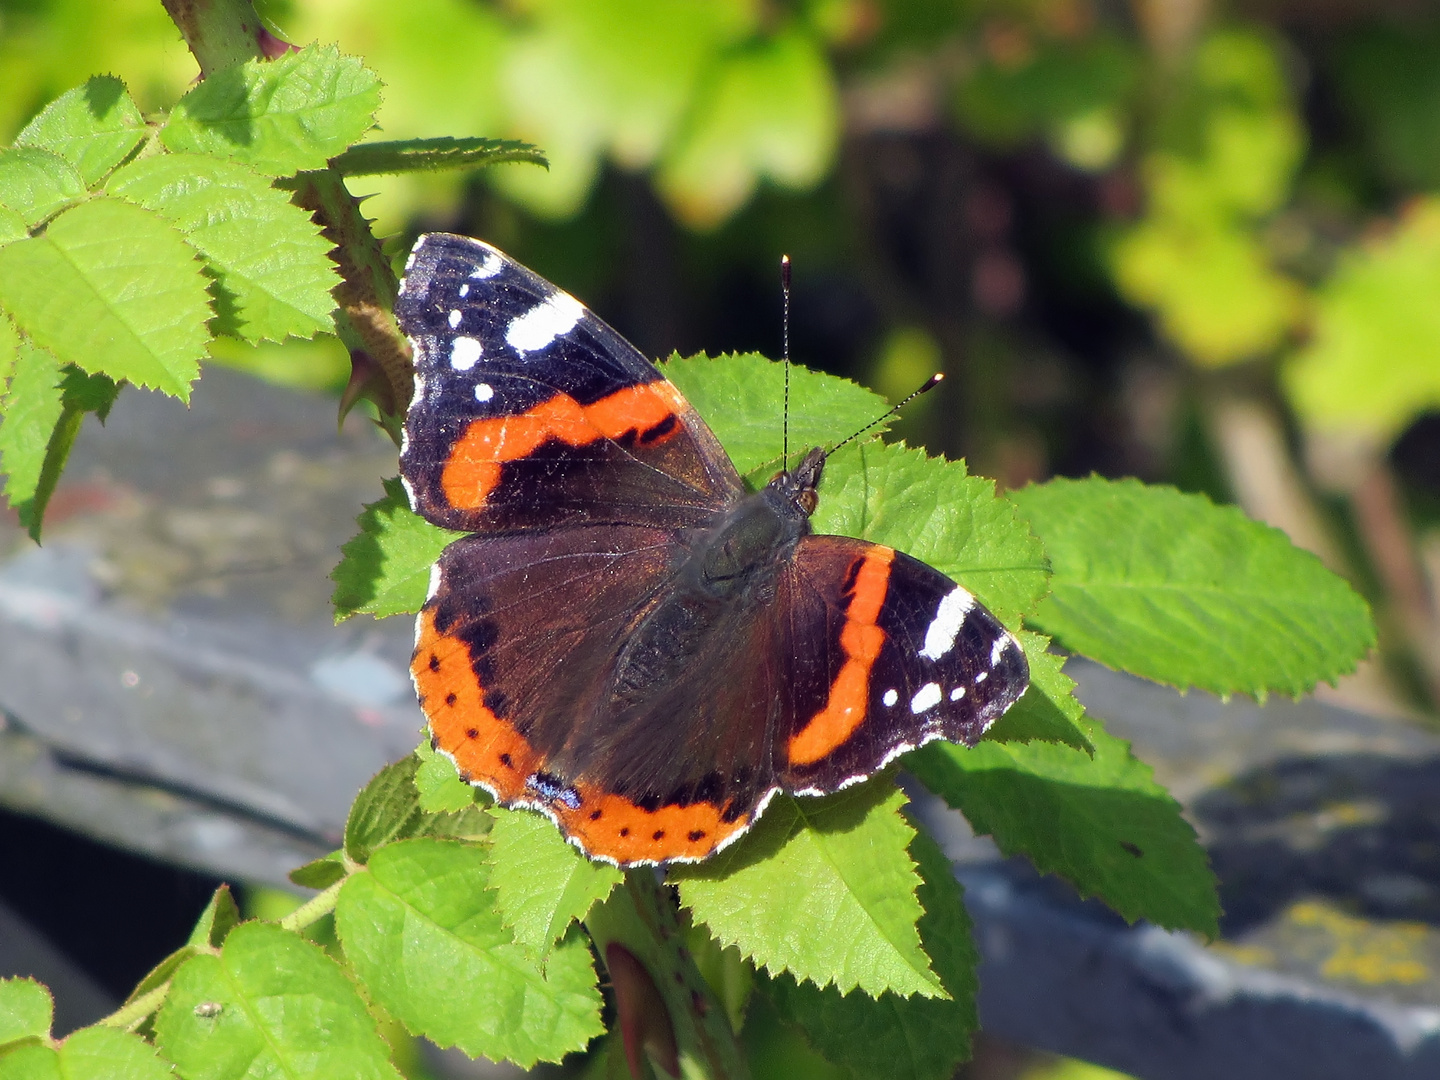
[553,786,752,865]
[414,608,538,801]
[441,382,687,510]
[787,546,895,766]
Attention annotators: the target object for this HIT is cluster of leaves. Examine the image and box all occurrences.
[0,43,538,540]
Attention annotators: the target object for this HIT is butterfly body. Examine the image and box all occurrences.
[397,233,1028,866]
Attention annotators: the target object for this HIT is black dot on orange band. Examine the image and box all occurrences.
[428,654,440,671]
[465,727,478,739]
[445,692,457,706]
[499,753,512,768]
[688,829,705,842]
[589,809,602,820]
[652,829,665,841]
[620,827,630,837]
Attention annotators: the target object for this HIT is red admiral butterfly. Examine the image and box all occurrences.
[397,234,1028,866]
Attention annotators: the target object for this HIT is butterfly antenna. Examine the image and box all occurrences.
[824,373,944,460]
[781,254,792,467]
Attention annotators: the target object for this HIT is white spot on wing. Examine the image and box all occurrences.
[950,686,965,701]
[975,671,989,684]
[448,309,462,328]
[992,633,1015,666]
[458,283,470,297]
[910,682,942,713]
[450,336,482,370]
[469,251,501,279]
[920,587,975,660]
[883,688,899,707]
[474,383,494,403]
[507,292,585,354]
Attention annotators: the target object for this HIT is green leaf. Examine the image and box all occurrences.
[0,198,210,399]
[0,149,85,227]
[161,45,382,176]
[0,1027,172,1080]
[674,781,944,999]
[16,76,147,186]
[345,755,426,864]
[0,315,17,398]
[765,825,979,1080]
[1285,197,1440,440]
[289,851,347,891]
[0,342,63,528]
[335,838,604,1067]
[1110,214,1303,367]
[983,632,1092,752]
[657,29,839,229]
[910,717,1220,936]
[661,352,888,480]
[330,136,545,176]
[154,921,402,1080]
[6,364,120,540]
[487,806,622,957]
[121,884,243,1012]
[0,979,51,1045]
[187,885,241,950]
[0,208,26,249]
[491,0,753,218]
[332,477,464,621]
[817,441,1050,628]
[107,154,338,343]
[414,740,482,813]
[1010,476,1375,698]
[345,752,492,863]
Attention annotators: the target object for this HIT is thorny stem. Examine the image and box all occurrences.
[165,0,413,437]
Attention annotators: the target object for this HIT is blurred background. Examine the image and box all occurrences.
[3,0,1440,1076]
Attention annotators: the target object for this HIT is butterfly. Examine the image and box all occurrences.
[396,233,1028,865]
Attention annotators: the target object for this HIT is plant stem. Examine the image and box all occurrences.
[162,0,271,75]
[99,981,170,1031]
[279,878,345,933]
[585,872,752,1080]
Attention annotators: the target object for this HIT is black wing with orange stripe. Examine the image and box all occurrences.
[397,233,741,535]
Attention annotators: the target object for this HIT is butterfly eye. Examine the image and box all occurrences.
[797,489,818,515]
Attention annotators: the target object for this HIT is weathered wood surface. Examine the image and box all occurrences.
[2,369,1438,1077]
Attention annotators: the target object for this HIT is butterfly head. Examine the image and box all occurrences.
[767,446,825,518]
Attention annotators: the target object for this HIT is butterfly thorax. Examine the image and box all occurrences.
[607,448,825,707]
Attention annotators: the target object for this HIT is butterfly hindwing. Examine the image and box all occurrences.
[775,536,1028,793]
